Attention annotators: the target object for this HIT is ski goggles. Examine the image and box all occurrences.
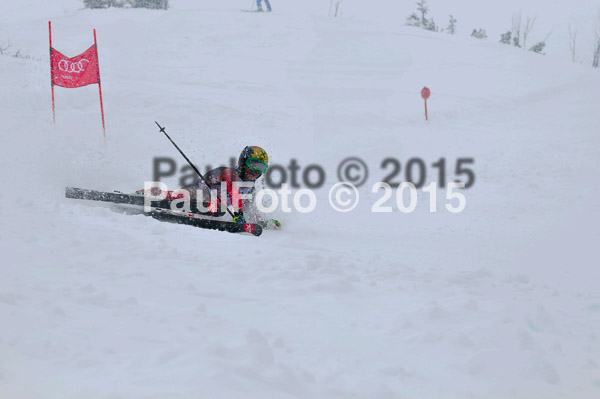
[246,158,269,174]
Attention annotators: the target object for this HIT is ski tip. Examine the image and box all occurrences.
[244,223,263,237]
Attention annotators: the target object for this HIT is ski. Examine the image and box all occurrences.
[146,209,262,236]
[65,187,262,236]
[65,186,225,216]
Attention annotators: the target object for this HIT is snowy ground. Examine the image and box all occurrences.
[1,1,600,398]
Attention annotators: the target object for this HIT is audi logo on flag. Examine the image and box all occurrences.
[50,45,100,88]
[58,58,90,74]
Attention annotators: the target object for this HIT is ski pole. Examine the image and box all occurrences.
[155,121,236,219]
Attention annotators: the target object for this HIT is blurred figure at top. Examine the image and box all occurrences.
[257,0,272,12]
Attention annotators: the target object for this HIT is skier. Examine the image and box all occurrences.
[257,0,272,12]
[185,146,281,229]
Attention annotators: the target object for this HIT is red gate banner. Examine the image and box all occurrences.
[49,21,106,144]
[421,87,431,121]
[50,45,99,88]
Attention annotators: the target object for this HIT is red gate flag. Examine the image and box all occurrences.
[50,45,99,88]
[421,87,431,121]
[49,21,106,145]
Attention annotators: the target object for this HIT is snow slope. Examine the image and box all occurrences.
[1,1,600,398]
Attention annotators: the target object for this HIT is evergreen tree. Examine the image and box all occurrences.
[471,29,487,40]
[446,15,457,34]
[529,41,545,54]
[425,19,438,32]
[84,0,111,7]
[416,0,429,27]
[406,12,421,27]
[500,31,512,44]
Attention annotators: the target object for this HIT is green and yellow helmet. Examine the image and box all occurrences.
[239,146,269,175]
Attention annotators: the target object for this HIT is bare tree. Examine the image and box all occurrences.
[329,0,343,18]
[0,41,11,55]
[512,13,522,47]
[594,11,600,68]
[568,25,578,63]
[335,0,343,17]
[523,16,536,50]
[84,0,168,9]
[593,30,600,68]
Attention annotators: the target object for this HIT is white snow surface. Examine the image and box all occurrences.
[1,1,600,398]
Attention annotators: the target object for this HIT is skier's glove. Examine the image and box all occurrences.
[233,214,247,224]
[260,219,281,229]
[270,219,281,229]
